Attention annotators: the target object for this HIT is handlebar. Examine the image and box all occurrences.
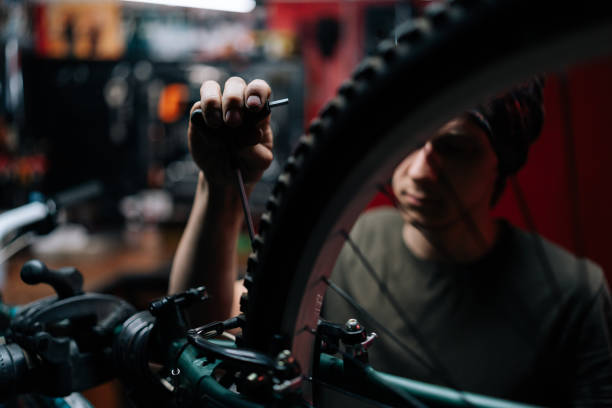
[0,180,103,244]
[0,259,136,402]
[0,201,51,242]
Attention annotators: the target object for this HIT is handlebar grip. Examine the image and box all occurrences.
[0,343,30,400]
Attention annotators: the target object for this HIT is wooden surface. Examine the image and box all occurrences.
[2,225,180,407]
[2,225,179,304]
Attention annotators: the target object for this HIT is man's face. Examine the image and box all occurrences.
[391,116,499,229]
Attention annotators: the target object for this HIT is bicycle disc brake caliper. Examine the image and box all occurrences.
[187,327,303,401]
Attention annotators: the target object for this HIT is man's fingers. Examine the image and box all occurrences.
[200,81,223,128]
[223,77,247,128]
[190,100,202,114]
[189,101,204,128]
[237,144,274,177]
[234,127,265,149]
[245,79,272,112]
[191,77,274,187]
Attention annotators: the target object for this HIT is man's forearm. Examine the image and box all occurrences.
[169,172,244,324]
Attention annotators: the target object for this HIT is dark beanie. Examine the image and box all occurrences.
[469,76,546,177]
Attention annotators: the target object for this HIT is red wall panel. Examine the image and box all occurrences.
[494,56,612,280]
[267,1,395,124]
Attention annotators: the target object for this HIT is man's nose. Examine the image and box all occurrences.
[407,142,439,182]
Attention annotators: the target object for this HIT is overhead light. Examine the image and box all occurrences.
[121,0,256,13]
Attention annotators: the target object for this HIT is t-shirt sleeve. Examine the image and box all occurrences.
[571,279,612,405]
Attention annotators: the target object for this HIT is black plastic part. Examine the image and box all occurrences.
[113,311,173,407]
[20,259,83,299]
[187,330,276,370]
[9,290,136,397]
[0,343,29,400]
[149,286,208,342]
[189,315,245,340]
[149,286,208,317]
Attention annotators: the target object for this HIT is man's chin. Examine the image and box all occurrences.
[400,210,457,231]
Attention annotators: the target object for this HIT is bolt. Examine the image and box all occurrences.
[345,318,361,332]
[171,368,180,376]
[276,349,293,367]
[246,372,258,382]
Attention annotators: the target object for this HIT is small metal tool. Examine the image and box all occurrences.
[269,98,289,108]
[190,98,289,246]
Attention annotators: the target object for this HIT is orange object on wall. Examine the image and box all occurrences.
[158,83,190,124]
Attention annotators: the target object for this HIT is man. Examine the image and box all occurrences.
[169,76,612,405]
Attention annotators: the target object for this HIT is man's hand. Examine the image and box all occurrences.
[188,77,274,188]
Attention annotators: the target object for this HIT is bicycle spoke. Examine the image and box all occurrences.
[339,230,457,381]
[377,172,561,349]
[377,168,491,261]
[322,273,473,408]
[301,327,429,408]
[333,233,475,408]
[510,177,562,298]
[297,394,315,408]
[556,72,592,300]
[376,185,456,261]
[434,170,491,254]
[559,72,586,257]
[322,275,437,378]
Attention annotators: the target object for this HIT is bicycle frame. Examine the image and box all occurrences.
[0,270,537,407]
[172,340,538,408]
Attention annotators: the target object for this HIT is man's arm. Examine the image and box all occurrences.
[168,173,245,324]
[168,77,272,325]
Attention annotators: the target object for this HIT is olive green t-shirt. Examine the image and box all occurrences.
[323,208,612,406]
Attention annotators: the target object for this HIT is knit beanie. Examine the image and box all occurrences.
[468,76,546,202]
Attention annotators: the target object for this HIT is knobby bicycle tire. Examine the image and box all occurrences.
[241,0,612,404]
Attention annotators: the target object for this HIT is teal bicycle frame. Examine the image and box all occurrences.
[169,339,539,408]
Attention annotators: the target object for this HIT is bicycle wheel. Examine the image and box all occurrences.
[241,0,612,404]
